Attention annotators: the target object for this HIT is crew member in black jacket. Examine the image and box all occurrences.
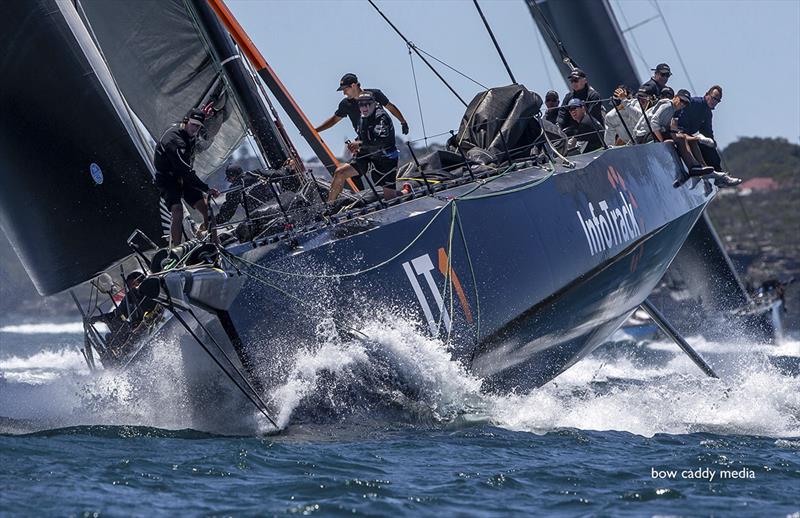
[556,69,604,130]
[327,92,399,203]
[215,165,272,225]
[153,108,219,245]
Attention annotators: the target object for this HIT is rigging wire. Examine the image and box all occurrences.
[472,0,516,84]
[613,0,652,75]
[367,0,469,107]
[651,0,697,93]
[407,45,429,151]
[414,45,489,90]
[526,0,578,70]
[533,25,555,89]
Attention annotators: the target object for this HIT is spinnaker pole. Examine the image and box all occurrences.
[205,0,342,178]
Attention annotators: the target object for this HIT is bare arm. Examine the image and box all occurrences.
[315,115,343,133]
[384,103,407,124]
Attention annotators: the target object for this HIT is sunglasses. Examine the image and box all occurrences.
[568,78,582,83]
[657,72,672,77]
[709,96,722,103]
[358,102,375,107]
[568,106,582,111]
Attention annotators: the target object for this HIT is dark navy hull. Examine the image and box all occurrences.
[224,143,711,392]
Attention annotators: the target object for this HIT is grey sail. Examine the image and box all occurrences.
[77,0,248,179]
[526,0,773,339]
[0,0,166,295]
[525,0,639,96]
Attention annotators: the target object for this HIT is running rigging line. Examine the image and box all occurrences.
[367,0,468,107]
[407,46,429,150]
[472,0,516,84]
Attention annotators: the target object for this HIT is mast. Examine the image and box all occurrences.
[205,0,342,176]
[188,0,291,172]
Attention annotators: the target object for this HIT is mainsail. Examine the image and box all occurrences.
[77,0,248,179]
[0,0,165,296]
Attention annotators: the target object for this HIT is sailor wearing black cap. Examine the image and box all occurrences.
[315,73,409,136]
[543,90,560,124]
[563,98,605,153]
[640,63,672,98]
[215,165,272,225]
[327,92,400,204]
[153,108,219,245]
[556,69,604,130]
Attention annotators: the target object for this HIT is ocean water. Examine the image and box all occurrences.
[1,319,798,516]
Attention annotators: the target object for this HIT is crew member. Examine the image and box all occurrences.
[215,165,272,225]
[315,73,409,135]
[327,92,399,203]
[116,271,157,325]
[543,90,560,124]
[604,85,642,147]
[153,108,219,245]
[563,98,604,153]
[556,69,604,130]
[640,63,672,98]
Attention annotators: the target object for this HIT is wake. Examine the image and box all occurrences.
[1,320,798,438]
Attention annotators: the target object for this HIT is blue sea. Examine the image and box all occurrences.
[1,319,798,516]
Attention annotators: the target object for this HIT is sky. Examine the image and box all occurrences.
[228,0,800,159]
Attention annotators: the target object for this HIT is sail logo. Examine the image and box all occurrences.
[577,191,641,256]
[402,249,473,336]
[89,163,103,185]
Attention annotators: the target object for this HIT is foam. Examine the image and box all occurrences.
[2,316,798,438]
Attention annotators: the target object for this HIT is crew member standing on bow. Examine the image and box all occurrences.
[153,108,219,246]
[327,92,399,204]
[315,73,409,135]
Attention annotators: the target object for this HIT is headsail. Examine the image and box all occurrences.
[0,0,165,295]
[77,0,248,179]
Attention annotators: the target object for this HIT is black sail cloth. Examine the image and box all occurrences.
[78,0,247,180]
[0,0,165,295]
[449,85,543,165]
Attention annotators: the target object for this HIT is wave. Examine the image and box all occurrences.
[0,322,84,334]
[1,317,799,439]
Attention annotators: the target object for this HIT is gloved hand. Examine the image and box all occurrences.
[401,121,409,135]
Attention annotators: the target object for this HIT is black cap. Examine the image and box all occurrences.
[545,90,559,101]
[567,68,586,79]
[225,164,244,179]
[652,63,672,75]
[125,271,145,286]
[659,86,675,99]
[356,92,375,103]
[337,73,358,91]
[185,108,205,126]
[676,89,691,103]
